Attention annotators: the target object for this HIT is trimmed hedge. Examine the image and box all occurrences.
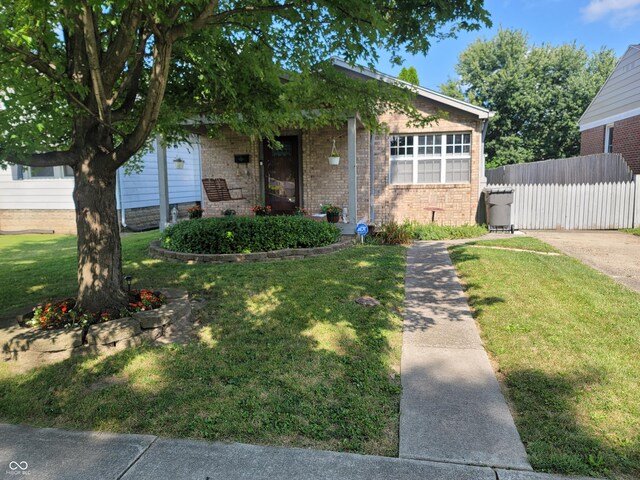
[160,216,342,254]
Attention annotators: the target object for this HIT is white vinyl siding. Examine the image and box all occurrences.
[580,45,640,129]
[390,133,471,184]
[0,138,202,211]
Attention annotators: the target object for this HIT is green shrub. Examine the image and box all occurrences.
[374,220,487,244]
[161,216,341,254]
[376,220,414,245]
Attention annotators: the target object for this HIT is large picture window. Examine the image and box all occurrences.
[390,133,471,184]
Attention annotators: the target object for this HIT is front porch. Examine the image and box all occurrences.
[198,117,368,225]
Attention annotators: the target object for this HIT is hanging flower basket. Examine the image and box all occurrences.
[328,138,340,165]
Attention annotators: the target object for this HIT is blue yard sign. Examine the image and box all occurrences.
[355,223,369,236]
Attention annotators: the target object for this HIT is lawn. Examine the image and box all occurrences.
[621,228,640,237]
[449,237,640,479]
[0,232,406,456]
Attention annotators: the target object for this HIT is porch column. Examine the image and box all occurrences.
[157,135,170,232]
[348,116,357,225]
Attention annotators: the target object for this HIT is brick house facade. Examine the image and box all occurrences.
[200,63,492,226]
[580,115,640,174]
[579,45,640,174]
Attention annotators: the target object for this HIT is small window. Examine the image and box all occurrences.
[446,158,471,183]
[63,165,74,177]
[29,166,55,178]
[446,134,471,155]
[390,159,413,184]
[605,125,614,153]
[390,135,414,157]
[418,159,441,183]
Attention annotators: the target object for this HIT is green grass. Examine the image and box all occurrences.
[0,232,406,456]
[465,236,560,253]
[449,238,640,479]
[621,228,640,237]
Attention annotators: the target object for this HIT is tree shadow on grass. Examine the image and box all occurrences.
[505,368,639,479]
[0,245,406,458]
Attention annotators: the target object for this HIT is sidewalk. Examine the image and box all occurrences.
[400,242,530,469]
[0,423,598,480]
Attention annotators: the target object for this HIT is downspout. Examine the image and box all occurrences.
[117,167,127,229]
[369,133,375,223]
[480,118,489,190]
[478,118,490,225]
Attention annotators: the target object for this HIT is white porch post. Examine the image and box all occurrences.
[348,116,357,225]
[157,135,170,232]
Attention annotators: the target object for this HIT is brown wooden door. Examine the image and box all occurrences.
[263,136,300,214]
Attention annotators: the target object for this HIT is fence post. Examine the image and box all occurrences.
[634,175,640,228]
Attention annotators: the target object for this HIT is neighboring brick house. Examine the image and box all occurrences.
[200,60,493,227]
[580,45,640,174]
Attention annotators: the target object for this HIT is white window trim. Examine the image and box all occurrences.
[604,123,614,154]
[389,133,472,185]
[22,165,73,180]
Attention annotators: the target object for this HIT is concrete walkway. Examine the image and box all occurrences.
[527,230,640,293]
[0,423,598,480]
[400,242,531,470]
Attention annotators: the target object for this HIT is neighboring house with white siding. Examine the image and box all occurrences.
[580,44,640,174]
[0,138,202,234]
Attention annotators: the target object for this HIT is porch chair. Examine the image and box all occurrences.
[202,178,246,202]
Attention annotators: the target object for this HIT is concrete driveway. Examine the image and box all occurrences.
[526,230,640,293]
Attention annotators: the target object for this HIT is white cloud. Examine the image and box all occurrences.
[581,0,640,26]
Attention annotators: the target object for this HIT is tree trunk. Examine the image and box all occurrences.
[73,157,128,313]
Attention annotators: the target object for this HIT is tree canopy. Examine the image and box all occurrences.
[398,66,420,85]
[440,29,617,168]
[0,1,491,313]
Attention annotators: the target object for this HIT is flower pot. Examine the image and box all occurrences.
[326,211,340,223]
[328,156,340,166]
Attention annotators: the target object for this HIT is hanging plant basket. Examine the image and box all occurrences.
[328,138,340,165]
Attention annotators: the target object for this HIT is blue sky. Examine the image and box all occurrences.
[376,0,638,90]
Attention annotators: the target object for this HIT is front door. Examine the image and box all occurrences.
[263,136,300,214]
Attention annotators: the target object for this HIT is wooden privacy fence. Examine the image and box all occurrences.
[486,180,640,230]
[486,153,633,185]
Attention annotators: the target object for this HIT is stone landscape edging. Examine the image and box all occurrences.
[1,288,192,365]
[148,236,354,263]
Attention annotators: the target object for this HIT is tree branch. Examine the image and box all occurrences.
[168,2,296,41]
[110,29,149,108]
[80,1,108,121]
[113,39,173,164]
[103,3,143,90]
[0,38,124,135]
[3,150,76,167]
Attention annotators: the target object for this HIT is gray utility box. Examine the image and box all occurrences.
[484,187,514,233]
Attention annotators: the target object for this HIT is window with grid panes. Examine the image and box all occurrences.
[445,133,471,182]
[389,133,471,184]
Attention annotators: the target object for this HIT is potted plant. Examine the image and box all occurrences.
[294,206,309,217]
[328,139,340,165]
[252,203,272,216]
[321,204,341,223]
[187,205,203,219]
